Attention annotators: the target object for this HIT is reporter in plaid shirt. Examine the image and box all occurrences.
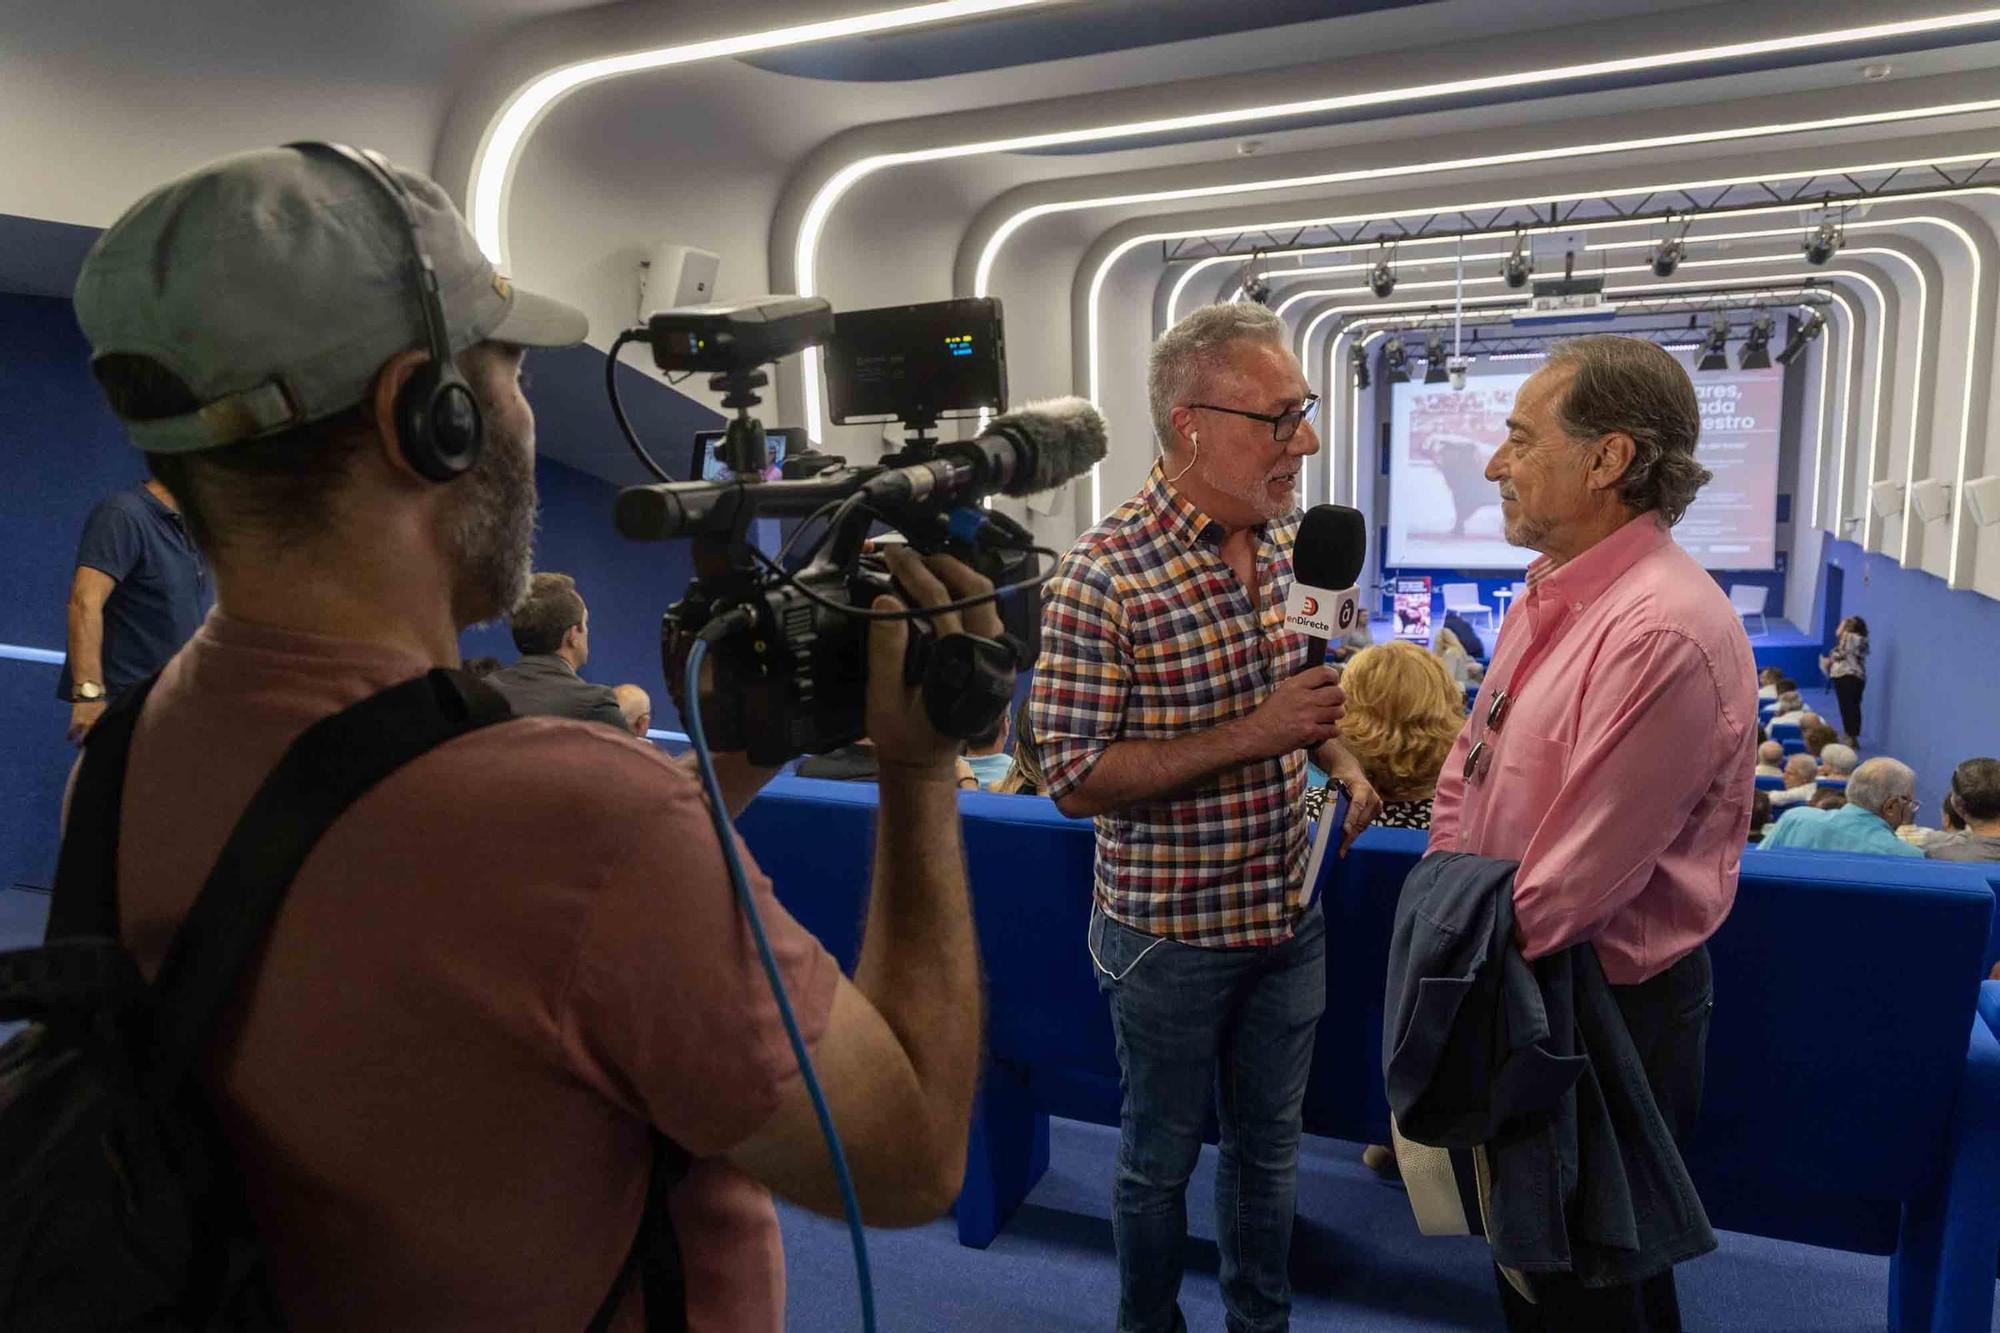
[1029,304,1381,1333]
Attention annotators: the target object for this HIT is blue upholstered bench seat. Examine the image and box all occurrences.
[740,775,2000,1332]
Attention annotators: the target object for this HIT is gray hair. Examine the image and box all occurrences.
[1846,757,1916,814]
[1544,335,1712,525]
[1147,302,1287,453]
[1819,743,1858,776]
[1776,691,1802,713]
[1783,753,1819,783]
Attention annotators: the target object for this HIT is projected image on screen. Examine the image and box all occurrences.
[1385,360,1783,570]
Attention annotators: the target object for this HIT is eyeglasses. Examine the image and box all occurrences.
[1461,688,1512,784]
[1185,394,1321,443]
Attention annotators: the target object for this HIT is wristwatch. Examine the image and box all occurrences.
[73,682,106,703]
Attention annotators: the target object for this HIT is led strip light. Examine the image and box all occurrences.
[1299,257,1897,538]
[1588,218,1985,568]
[1083,149,1996,519]
[783,10,2000,434]
[1335,291,1853,540]
[1334,287,1858,568]
[464,0,1061,264]
[1111,171,1994,574]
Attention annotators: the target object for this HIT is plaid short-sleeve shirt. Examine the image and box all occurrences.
[1029,461,1308,948]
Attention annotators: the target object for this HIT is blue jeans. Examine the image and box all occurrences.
[1089,904,1328,1333]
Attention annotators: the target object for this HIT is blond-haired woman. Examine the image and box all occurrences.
[1301,640,1464,829]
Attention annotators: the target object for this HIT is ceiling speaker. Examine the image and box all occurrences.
[1964,475,2000,528]
[1908,479,1952,524]
[1868,480,1904,518]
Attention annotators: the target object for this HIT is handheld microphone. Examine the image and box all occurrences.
[1285,504,1368,670]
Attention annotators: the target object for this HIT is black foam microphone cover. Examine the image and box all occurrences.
[1294,504,1368,592]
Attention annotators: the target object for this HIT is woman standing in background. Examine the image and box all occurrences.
[1824,615,1869,747]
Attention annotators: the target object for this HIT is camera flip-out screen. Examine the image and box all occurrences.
[823,297,1007,426]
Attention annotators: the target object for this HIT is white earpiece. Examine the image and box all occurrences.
[1167,430,1200,484]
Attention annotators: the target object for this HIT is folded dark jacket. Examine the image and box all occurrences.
[1384,850,1715,1288]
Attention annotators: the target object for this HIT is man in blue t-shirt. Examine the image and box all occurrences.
[61,477,208,742]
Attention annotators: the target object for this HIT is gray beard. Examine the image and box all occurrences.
[1201,455,1296,522]
[446,429,538,627]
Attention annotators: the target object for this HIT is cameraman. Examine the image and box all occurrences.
[71,146,984,1331]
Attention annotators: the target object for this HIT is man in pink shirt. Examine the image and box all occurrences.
[69,145,988,1330]
[1428,335,1757,1332]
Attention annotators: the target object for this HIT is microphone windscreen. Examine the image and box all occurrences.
[986,396,1109,496]
[1294,504,1367,591]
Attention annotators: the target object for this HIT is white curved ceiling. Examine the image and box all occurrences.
[8,0,2000,591]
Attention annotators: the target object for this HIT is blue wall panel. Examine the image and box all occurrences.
[0,289,713,893]
[1810,540,2000,818]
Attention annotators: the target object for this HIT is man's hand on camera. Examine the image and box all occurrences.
[1236,665,1346,760]
[867,549,1000,777]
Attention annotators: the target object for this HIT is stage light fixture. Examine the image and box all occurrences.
[1738,312,1773,369]
[1698,317,1730,371]
[1242,274,1273,306]
[1651,237,1685,278]
[1501,232,1531,288]
[1350,343,1371,390]
[1804,218,1842,265]
[1423,333,1449,383]
[1774,309,1826,365]
[1384,336,1410,384]
[1369,242,1399,299]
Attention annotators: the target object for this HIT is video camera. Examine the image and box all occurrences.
[611,295,1105,766]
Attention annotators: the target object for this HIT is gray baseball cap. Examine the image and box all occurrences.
[74,145,589,453]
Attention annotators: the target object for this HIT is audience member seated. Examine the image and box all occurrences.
[1432,626,1480,687]
[799,737,978,788]
[1925,757,2000,863]
[962,709,1014,789]
[1329,614,1373,665]
[1802,720,1837,759]
[612,684,651,738]
[1818,743,1858,784]
[1747,789,1773,844]
[463,655,502,678]
[1441,610,1486,661]
[989,700,1048,796]
[1770,690,1807,727]
[484,572,626,729]
[1809,787,1847,811]
[1759,757,1923,857]
[1756,665,1783,701]
[1768,753,1820,808]
[1299,640,1459,828]
[1754,740,1786,778]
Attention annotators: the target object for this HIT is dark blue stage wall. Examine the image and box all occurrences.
[1805,539,2000,819]
[0,289,716,893]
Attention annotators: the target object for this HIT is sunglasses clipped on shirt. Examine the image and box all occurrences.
[1462,688,1513,785]
[1185,394,1321,443]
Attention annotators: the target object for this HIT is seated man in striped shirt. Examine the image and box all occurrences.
[1030,303,1380,1333]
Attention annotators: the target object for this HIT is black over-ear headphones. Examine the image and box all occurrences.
[286,141,484,482]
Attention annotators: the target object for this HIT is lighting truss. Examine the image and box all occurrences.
[1157,161,1999,263]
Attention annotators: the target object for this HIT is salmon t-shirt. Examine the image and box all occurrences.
[113,612,837,1331]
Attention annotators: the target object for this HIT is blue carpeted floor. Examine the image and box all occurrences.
[779,1116,2000,1331]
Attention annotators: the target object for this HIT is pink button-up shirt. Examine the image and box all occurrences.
[1428,516,1758,984]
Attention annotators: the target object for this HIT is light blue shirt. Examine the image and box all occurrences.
[1758,802,1923,858]
[965,752,1014,788]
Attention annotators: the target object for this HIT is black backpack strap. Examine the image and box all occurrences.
[145,668,512,1093]
[587,1134,693,1333]
[45,673,164,941]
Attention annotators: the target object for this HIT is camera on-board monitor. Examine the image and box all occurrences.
[611,294,1106,766]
